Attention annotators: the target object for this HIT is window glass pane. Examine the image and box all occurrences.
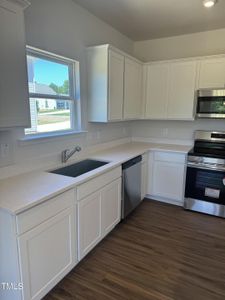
[25,98,72,134]
[27,54,70,97]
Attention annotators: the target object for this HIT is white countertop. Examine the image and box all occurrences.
[0,142,191,215]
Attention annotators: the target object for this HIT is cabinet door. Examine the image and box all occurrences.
[167,61,197,120]
[0,3,30,128]
[108,50,124,121]
[18,208,76,300]
[145,63,169,119]
[198,58,225,89]
[124,57,142,119]
[78,191,101,260]
[101,179,121,237]
[152,161,185,202]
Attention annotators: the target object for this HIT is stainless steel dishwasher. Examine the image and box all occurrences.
[121,155,142,219]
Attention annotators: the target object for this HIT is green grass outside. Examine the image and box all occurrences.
[38,112,70,125]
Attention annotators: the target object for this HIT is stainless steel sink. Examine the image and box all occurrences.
[50,159,109,178]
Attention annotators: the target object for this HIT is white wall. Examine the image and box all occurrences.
[132,28,225,143]
[132,120,225,145]
[134,28,225,62]
[0,0,133,175]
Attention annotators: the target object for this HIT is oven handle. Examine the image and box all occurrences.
[187,162,225,172]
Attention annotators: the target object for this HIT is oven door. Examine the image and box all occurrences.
[185,164,225,204]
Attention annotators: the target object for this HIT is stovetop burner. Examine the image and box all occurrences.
[188,130,225,160]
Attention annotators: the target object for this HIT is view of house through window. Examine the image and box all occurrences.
[25,48,77,135]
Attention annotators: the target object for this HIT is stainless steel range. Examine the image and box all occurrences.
[184,131,225,217]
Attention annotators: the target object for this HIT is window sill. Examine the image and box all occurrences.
[18,130,88,146]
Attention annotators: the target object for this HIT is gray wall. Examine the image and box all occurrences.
[132,29,225,143]
[0,0,133,171]
[134,28,225,62]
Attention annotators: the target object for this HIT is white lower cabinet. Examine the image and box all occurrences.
[0,189,77,300]
[78,191,101,259]
[147,151,186,206]
[18,207,76,300]
[77,169,121,261]
[152,161,185,202]
[101,179,121,237]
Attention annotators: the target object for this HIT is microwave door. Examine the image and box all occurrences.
[196,89,225,118]
[196,97,225,118]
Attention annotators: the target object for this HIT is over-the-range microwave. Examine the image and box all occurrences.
[196,88,225,119]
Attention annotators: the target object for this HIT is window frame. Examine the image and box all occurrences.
[25,46,81,137]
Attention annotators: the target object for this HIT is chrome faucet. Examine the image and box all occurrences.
[61,146,82,163]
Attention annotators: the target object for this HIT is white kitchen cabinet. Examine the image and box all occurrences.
[144,60,197,120]
[77,167,122,260]
[87,45,124,122]
[123,57,143,120]
[0,0,30,128]
[145,63,169,119]
[78,191,101,259]
[198,57,225,89]
[152,161,185,202]
[147,151,186,206]
[101,179,121,236]
[108,50,124,121]
[87,44,143,122]
[18,207,75,300]
[167,61,197,120]
[0,189,76,300]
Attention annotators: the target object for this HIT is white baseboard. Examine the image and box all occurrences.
[145,194,184,207]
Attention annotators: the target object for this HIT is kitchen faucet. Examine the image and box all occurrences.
[61,146,82,163]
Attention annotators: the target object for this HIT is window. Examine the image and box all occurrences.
[25,47,80,136]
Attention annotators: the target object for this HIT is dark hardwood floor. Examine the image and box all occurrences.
[44,200,225,300]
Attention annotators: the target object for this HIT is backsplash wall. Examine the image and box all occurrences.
[131,120,225,144]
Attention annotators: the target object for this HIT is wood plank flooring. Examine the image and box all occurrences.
[44,200,225,300]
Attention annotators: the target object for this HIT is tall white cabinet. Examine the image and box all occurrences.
[87,44,143,122]
[0,0,30,128]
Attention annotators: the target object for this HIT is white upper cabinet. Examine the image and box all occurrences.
[0,0,31,128]
[145,63,169,119]
[123,57,143,120]
[144,60,197,120]
[108,50,124,121]
[167,61,197,120]
[87,44,143,122]
[87,45,124,122]
[198,57,225,89]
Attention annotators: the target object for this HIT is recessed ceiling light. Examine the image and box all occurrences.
[203,0,218,8]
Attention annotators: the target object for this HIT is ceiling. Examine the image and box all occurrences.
[73,0,225,41]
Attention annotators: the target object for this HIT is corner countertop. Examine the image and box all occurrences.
[0,142,191,215]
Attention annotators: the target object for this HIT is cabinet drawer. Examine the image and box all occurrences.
[154,151,185,164]
[16,189,75,235]
[77,167,121,201]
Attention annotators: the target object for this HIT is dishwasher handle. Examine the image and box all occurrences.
[122,155,142,170]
